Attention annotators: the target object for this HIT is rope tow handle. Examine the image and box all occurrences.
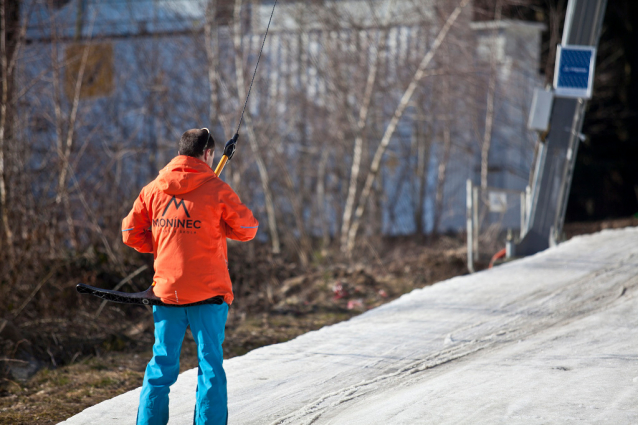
[214,0,278,177]
[214,133,238,176]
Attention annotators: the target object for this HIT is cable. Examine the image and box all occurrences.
[214,0,278,177]
[235,0,278,136]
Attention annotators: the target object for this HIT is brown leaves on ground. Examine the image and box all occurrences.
[0,354,146,425]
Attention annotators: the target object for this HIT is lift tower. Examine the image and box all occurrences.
[515,0,607,256]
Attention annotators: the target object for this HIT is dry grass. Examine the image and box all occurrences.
[0,354,146,424]
[0,310,361,424]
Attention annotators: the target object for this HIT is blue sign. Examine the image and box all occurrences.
[553,45,596,99]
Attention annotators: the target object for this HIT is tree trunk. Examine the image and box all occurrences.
[433,115,452,234]
[233,0,280,254]
[480,0,502,191]
[433,55,452,234]
[340,1,396,253]
[316,148,330,252]
[0,0,15,261]
[413,96,432,236]
[53,40,94,252]
[204,0,226,143]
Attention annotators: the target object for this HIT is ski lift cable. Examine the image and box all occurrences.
[214,0,278,177]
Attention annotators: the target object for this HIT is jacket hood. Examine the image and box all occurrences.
[156,155,216,195]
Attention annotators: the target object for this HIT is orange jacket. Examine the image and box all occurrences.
[121,155,258,305]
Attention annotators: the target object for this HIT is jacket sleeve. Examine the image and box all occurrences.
[219,183,259,241]
[122,189,154,253]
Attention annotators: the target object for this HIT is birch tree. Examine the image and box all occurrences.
[339,0,396,252]
[345,0,471,254]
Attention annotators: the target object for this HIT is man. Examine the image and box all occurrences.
[121,128,258,424]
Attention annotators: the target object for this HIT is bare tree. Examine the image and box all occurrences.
[480,0,503,191]
[433,58,453,233]
[0,0,22,263]
[340,0,396,252]
[412,93,433,236]
[204,0,226,142]
[52,39,96,252]
[232,0,280,254]
[345,0,472,254]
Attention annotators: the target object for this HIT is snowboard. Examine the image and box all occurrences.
[76,283,224,307]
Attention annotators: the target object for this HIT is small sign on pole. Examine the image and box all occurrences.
[488,191,508,213]
[553,45,596,99]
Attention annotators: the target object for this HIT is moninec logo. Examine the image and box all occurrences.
[153,196,201,232]
[162,196,190,217]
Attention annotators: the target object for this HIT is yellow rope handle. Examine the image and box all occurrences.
[214,155,229,176]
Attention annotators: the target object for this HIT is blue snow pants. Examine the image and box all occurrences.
[137,303,229,425]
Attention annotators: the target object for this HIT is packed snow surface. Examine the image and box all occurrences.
[60,228,638,424]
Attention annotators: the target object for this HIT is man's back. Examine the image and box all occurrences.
[122,154,258,305]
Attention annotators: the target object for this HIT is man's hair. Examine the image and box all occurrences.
[178,128,215,157]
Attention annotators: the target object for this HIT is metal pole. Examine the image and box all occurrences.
[515,0,607,256]
[520,190,526,239]
[473,186,479,262]
[467,179,475,273]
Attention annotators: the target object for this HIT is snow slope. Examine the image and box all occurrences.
[60,228,638,424]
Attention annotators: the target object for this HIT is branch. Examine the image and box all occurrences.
[340,0,396,252]
[94,264,149,318]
